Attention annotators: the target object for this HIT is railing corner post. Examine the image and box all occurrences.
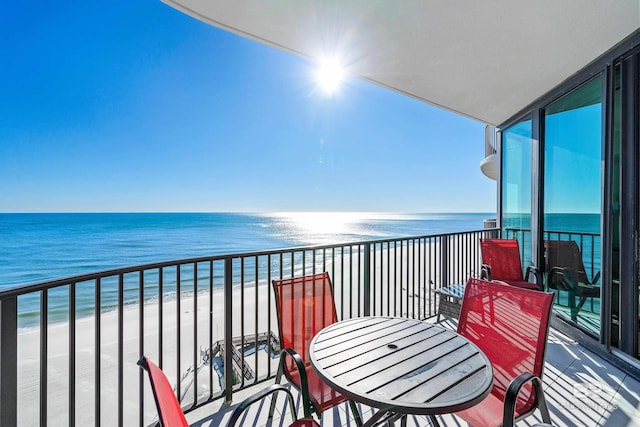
[0,296,18,427]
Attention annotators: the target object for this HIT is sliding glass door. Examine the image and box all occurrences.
[543,76,603,335]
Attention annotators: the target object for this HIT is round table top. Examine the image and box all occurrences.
[309,316,493,415]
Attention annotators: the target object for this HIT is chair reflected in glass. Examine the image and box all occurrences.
[544,239,600,322]
[271,272,362,425]
[451,278,554,427]
[480,238,543,290]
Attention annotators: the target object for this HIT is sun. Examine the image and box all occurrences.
[315,57,345,95]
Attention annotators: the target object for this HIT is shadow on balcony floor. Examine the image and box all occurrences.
[185,318,640,427]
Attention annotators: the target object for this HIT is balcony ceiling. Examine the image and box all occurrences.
[163,0,640,126]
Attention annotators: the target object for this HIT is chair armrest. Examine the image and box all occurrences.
[525,266,543,291]
[277,348,313,418]
[481,264,492,281]
[227,384,297,427]
[503,372,552,427]
[547,266,576,292]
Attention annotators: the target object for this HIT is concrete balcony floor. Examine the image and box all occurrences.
[184,318,640,427]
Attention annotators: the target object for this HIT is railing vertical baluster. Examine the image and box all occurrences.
[363,243,371,317]
[193,263,198,404]
[159,267,163,368]
[441,235,449,286]
[41,289,48,427]
[176,265,181,403]
[267,255,272,376]
[420,239,424,317]
[331,248,335,298]
[415,238,419,318]
[94,279,100,427]
[0,296,18,427]
[117,274,124,427]
[357,245,361,317]
[387,242,391,316]
[349,246,353,319]
[399,240,403,316]
[208,261,214,397]
[224,257,233,404]
[69,283,76,427]
[372,245,375,315]
[340,247,344,319]
[240,258,245,388]
[254,256,259,384]
[138,271,144,427]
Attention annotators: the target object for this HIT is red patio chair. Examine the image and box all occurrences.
[137,356,189,427]
[480,238,542,290]
[138,356,318,427]
[271,272,362,425]
[452,278,554,427]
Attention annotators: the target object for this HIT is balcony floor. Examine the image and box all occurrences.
[184,318,640,427]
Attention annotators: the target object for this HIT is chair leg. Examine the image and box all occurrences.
[577,295,588,311]
[568,290,578,322]
[269,361,285,418]
[428,415,441,427]
[531,375,552,424]
[348,399,363,427]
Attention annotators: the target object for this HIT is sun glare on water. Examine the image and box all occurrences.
[290,212,359,234]
[272,212,371,245]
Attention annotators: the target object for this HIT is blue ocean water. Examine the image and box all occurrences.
[0,212,491,289]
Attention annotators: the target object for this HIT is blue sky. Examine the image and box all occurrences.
[1,0,496,213]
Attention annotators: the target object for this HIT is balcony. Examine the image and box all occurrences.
[1,228,638,426]
[186,320,640,427]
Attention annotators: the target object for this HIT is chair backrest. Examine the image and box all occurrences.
[480,238,524,281]
[138,356,189,427]
[272,272,338,365]
[458,278,554,415]
[544,240,589,284]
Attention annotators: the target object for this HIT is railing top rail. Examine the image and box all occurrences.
[0,228,494,299]
[503,227,601,238]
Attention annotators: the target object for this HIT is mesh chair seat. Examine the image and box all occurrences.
[480,238,542,290]
[453,278,554,427]
[271,272,362,425]
[495,279,540,290]
[285,363,349,412]
[138,356,189,427]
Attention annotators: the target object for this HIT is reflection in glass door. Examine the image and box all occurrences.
[501,117,533,266]
[543,76,603,336]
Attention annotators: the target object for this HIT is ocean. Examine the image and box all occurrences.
[1,212,492,291]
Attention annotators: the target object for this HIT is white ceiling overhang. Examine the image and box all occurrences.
[162,0,640,125]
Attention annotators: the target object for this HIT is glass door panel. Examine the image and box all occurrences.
[502,117,532,266]
[543,76,603,335]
